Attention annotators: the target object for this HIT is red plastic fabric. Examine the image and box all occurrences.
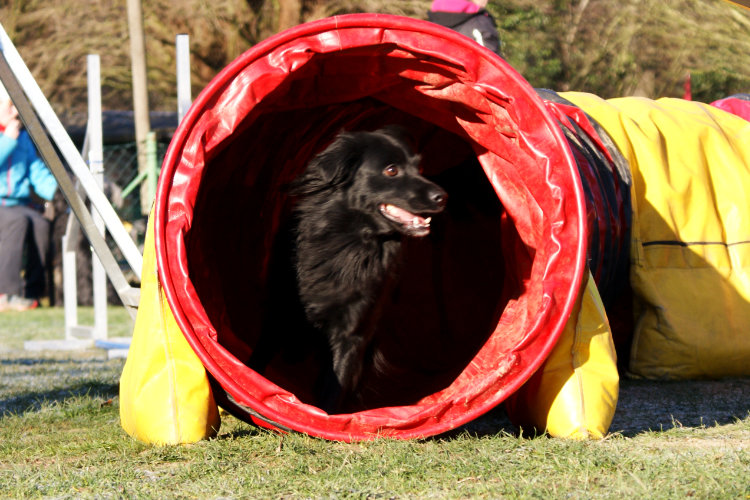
[540,92,633,362]
[711,95,750,122]
[154,14,586,441]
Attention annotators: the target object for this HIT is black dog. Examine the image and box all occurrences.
[250,127,447,413]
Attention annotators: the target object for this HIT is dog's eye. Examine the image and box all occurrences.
[383,165,399,177]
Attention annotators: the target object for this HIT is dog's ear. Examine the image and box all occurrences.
[289,132,363,196]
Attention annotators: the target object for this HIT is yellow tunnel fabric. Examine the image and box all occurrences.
[120,212,221,444]
[561,92,750,379]
[506,271,619,439]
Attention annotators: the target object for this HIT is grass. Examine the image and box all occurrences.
[0,306,134,351]
[1,307,749,498]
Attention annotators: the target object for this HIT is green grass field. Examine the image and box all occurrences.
[1,307,748,498]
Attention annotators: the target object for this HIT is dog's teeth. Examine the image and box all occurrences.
[425,217,431,225]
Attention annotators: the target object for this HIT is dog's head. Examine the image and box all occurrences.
[291,127,447,237]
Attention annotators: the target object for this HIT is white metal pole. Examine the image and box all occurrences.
[62,232,78,340]
[176,34,191,122]
[87,54,108,340]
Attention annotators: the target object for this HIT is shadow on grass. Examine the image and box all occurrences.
[0,356,121,416]
[214,425,273,441]
[3,356,748,440]
[0,356,112,367]
[436,377,750,441]
[610,377,750,437]
[431,405,520,441]
[1,381,120,416]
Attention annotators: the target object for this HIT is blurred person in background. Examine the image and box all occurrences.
[428,0,502,55]
[0,82,58,311]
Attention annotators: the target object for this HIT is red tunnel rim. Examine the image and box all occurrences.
[154,13,588,441]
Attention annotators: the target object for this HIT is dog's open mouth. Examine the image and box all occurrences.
[379,203,434,237]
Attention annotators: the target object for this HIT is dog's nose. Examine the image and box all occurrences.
[430,188,448,208]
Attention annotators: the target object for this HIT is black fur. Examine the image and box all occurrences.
[250,127,447,413]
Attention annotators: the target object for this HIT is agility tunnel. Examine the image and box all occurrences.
[119,14,648,443]
[561,92,750,380]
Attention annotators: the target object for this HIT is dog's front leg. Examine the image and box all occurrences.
[318,332,371,413]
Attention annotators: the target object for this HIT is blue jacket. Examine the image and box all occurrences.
[0,130,57,206]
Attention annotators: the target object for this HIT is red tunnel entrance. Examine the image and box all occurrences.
[155,14,586,441]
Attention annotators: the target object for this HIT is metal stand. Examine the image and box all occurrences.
[0,25,191,358]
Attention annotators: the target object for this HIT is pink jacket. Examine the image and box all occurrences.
[430,0,480,14]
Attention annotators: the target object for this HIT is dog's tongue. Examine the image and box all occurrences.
[380,203,431,233]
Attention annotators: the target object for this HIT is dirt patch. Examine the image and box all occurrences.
[610,377,750,436]
[459,376,750,438]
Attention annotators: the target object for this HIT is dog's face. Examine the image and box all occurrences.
[349,132,447,237]
[292,127,447,238]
